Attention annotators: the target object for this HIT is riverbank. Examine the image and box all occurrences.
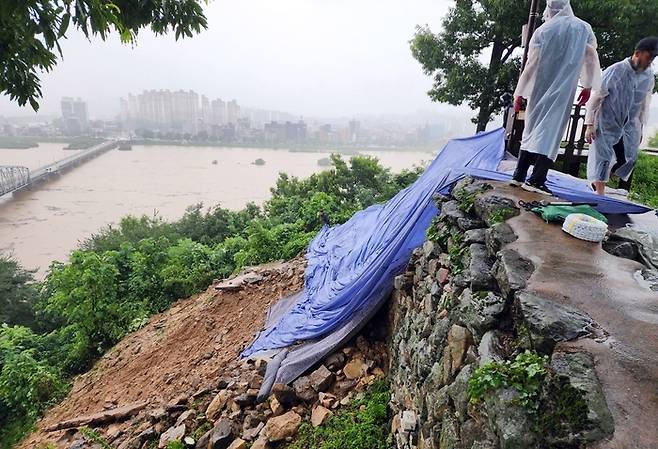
[0,136,105,150]
[129,138,440,153]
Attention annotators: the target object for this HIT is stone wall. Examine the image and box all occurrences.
[388,178,614,449]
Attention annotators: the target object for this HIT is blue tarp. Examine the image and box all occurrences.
[242,128,652,392]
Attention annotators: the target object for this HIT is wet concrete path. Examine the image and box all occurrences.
[493,183,658,449]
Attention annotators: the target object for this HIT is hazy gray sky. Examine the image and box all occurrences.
[0,0,454,119]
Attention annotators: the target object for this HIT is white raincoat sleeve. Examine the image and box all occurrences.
[580,32,602,91]
[639,89,654,128]
[514,32,542,99]
[584,82,608,127]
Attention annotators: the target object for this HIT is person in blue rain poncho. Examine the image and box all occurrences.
[585,37,657,196]
[510,0,602,195]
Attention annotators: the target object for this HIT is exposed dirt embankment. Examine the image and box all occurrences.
[20,260,306,449]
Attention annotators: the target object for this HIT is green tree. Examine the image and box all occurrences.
[411,0,658,132]
[0,0,208,110]
[0,256,38,329]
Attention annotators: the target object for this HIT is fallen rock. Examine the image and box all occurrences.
[166,394,189,409]
[175,409,195,426]
[292,376,318,402]
[147,407,167,423]
[233,391,257,407]
[242,422,264,441]
[308,365,335,392]
[250,437,270,449]
[264,411,302,442]
[158,424,185,448]
[311,405,333,427]
[343,358,368,380]
[46,401,148,431]
[226,439,247,449]
[269,396,284,416]
[206,390,231,421]
[123,427,155,449]
[215,272,264,291]
[517,292,593,354]
[271,383,298,407]
[324,352,347,371]
[209,419,234,449]
[195,430,211,449]
[319,392,337,408]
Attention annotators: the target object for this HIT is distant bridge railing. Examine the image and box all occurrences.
[0,141,118,198]
[0,165,30,197]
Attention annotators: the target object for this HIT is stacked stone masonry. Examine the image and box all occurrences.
[388,178,614,449]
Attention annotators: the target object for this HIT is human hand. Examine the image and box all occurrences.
[584,125,596,144]
[577,88,591,106]
[514,96,524,113]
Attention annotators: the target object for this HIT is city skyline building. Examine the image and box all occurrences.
[60,97,88,135]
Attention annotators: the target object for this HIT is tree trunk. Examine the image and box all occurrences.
[476,40,505,132]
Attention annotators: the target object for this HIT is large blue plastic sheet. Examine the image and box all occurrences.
[460,167,651,215]
[242,128,506,359]
[242,128,652,396]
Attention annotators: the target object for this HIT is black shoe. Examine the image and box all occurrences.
[521,181,553,196]
[509,179,522,187]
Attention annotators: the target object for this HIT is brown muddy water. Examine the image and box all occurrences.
[0,144,434,277]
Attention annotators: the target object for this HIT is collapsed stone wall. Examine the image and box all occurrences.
[388,178,614,449]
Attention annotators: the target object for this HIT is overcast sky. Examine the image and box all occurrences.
[0,0,458,120]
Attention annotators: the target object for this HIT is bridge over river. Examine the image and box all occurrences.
[0,140,118,197]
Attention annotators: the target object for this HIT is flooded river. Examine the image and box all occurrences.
[0,144,434,277]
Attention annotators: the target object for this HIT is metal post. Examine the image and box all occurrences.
[505,0,541,156]
[521,0,541,71]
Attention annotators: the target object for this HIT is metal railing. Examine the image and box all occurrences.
[0,141,117,197]
[0,166,30,197]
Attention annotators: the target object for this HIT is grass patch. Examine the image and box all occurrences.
[287,380,390,449]
[628,152,658,208]
[448,232,467,274]
[469,351,593,446]
[80,427,112,449]
[166,441,185,449]
[488,207,517,225]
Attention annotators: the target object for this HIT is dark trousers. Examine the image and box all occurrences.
[611,137,626,174]
[512,150,553,185]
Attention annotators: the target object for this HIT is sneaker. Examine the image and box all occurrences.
[521,181,553,196]
[509,179,522,187]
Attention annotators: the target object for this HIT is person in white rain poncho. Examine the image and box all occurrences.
[510,0,602,195]
[585,37,657,196]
